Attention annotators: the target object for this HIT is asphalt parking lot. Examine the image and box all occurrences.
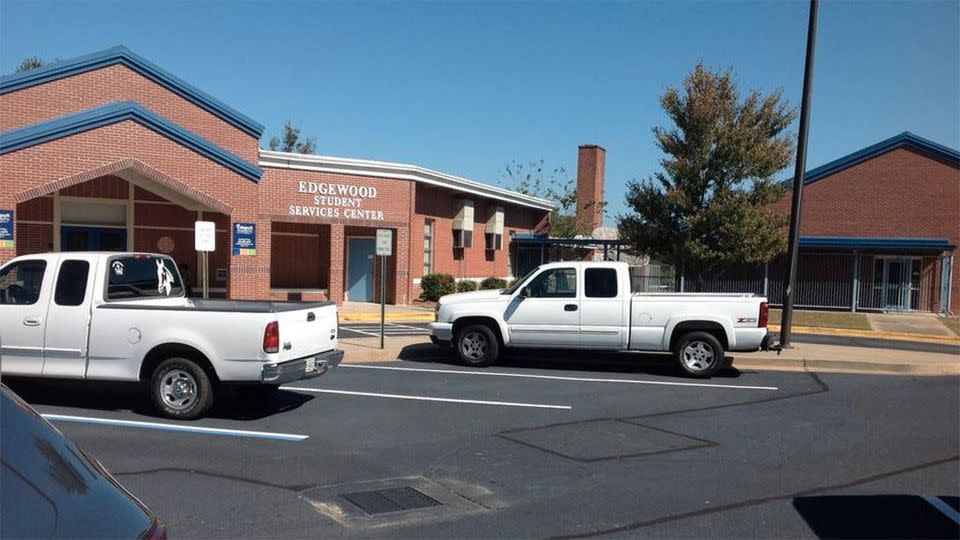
[5,355,959,539]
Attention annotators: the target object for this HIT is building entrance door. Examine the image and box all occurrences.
[881,257,920,312]
[61,226,127,252]
[347,237,376,302]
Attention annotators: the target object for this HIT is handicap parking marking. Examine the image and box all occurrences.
[341,364,780,391]
[41,414,309,442]
[281,386,572,410]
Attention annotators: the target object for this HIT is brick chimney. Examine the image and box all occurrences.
[575,144,606,236]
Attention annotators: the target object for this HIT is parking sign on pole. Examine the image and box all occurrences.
[376,229,392,349]
[195,221,216,299]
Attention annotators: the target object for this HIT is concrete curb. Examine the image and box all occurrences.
[768,324,960,345]
[338,337,960,376]
[340,312,435,323]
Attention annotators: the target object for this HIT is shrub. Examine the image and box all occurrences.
[420,273,457,301]
[457,280,478,293]
[480,277,508,290]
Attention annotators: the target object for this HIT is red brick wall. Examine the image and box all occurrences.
[0,64,259,163]
[270,222,330,289]
[775,147,960,311]
[0,120,267,299]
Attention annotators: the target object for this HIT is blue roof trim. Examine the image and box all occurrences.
[800,236,955,251]
[0,102,263,182]
[0,46,264,138]
[799,132,960,185]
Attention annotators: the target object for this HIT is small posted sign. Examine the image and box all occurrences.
[0,210,13,249]
[376,229,393,256]
[232,222,257,256]
[194,221,216,252]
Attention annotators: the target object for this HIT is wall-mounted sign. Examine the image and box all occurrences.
[289,181,385,221]
[157,236,175,254]
[195,221,216,252]
[0,210,13,249]
[215,268,228,282]
[376,229,393,256]
[232,222,256,256]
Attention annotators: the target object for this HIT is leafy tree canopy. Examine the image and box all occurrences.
[499,159,581,238]
[618,63,797,281]
[267,120,316,154]
[16,57,45,72]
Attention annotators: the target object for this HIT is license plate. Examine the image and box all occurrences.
[305,359,317,373]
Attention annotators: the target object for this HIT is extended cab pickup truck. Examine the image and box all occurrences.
[0,252,342,418]
[429,261,774,377]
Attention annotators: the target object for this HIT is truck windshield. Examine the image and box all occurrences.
[106,255,184,301]
[502,268,538,295]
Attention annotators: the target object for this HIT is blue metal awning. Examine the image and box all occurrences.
[799,236,955,251]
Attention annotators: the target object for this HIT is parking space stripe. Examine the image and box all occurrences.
[921,495,960,525]
[341,327,382,338]
[41,414,309,442]
[281,386,572,409]
[386,323,431,331]
[341,364,779,391]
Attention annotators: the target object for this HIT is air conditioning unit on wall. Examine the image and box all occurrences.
[453,229,473,249]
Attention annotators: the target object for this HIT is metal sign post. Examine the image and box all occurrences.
[376,229,393,349]
[194,221,216,299]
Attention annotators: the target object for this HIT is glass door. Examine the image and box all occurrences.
[881,257,918,312]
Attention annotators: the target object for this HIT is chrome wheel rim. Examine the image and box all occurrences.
[160,369,197,410]
[460,331,488,361]
[681,341,716,372]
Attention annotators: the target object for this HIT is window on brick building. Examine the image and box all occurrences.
[423,220,434,275]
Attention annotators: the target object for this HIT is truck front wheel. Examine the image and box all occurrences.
[673,331,724,378]
[455,324,500,367]
[150,358,214,419]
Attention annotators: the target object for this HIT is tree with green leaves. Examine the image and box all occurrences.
[618,63,797,286]
[267,120,316,154]
[499,159,580,237]
[16,57,45,72]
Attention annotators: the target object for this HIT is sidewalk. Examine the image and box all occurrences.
[337,335,960,376]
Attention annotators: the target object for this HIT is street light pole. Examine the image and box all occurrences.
[780,0,820,348]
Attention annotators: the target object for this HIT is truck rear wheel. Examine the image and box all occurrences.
[455,324,500,367]
[150,358,214,419]
[674,331,724,378]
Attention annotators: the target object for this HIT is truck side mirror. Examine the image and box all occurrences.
[519,287,530,298]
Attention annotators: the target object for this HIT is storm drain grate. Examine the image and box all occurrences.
[341,486,442,515]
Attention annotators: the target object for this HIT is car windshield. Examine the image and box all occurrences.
[501,268,538,295]
[106,255,184,301]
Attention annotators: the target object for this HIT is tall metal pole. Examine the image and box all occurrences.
[780,0,819,348]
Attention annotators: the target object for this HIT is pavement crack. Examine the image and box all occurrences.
[545,454,960,539]
[112,467,315,492]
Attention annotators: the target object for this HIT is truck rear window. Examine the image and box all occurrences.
[107,256,183,300]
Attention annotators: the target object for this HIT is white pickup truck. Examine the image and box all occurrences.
[429,261,774,377]
[0,252,342,418]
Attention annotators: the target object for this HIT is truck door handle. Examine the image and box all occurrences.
[564,304,578,312]
[307,312,316,322]
[23,317,41,327]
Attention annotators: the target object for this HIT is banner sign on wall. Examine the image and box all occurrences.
[232,222,256,256]
[0,210,14,249]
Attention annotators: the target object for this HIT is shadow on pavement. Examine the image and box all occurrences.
[2,377,314,421]
[397,343,742,379]
[792,495,960,539]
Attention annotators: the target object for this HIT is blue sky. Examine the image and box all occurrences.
[2,0,958,220]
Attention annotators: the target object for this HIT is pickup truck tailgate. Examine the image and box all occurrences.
[274,303,338,362]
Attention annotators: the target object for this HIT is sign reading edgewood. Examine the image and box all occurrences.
[232,222,256,256]
[0,210,13,249]
[289,181,385,221]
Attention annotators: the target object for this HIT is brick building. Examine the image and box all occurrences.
[0,46,555,304]
[687,132,959,313]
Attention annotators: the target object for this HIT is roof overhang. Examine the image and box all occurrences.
[0,46,264,138]
[0,102,262,182]
[259,150,556,211]
[789,132,960,187]
[800,236,955,252]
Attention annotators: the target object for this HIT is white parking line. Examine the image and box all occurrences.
[41,414,309,442]
[341,364,779,391]
[341,327,382,338]
[386,323,431,332]
[921,495,960,525]
[281,386,572,410]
